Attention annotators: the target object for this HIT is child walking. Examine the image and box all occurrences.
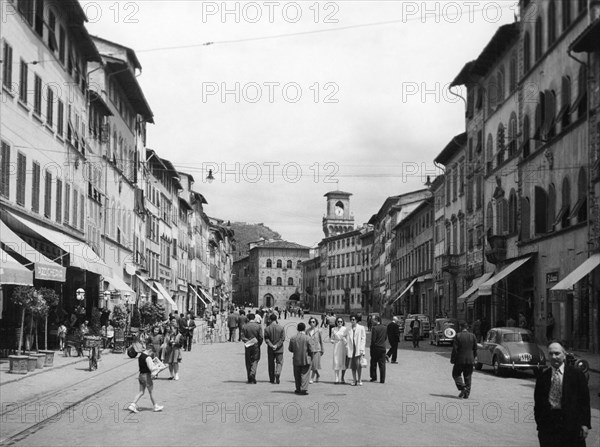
[127,345,164,413]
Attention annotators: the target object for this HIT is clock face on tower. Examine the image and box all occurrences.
[335,206,344,217]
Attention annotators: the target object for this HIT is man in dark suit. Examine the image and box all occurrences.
[182,313,196,351]
[241,313,263,384]
[227,310,239,342]
[237,310,248,342]
[264,313,286,384]
[410,316,421,348]
[386,316,400,363]
[534,341,591,447]
[369,315,387,383]
[450,321,477,398]
[288,322,313,395]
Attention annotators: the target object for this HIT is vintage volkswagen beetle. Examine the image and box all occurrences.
[475,327,546,377]
[430,318,459,346]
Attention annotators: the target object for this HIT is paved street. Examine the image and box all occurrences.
[1,317,598,447]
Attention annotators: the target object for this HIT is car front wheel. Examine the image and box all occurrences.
[475,362,482,370]
[492,357,503,376]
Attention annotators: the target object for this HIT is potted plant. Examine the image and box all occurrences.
[130,305,141,333]
[111,304,127,353]
[139,301,166,329]
[8,286,35,374]
[36,288,59,367]
[29,292,49,368]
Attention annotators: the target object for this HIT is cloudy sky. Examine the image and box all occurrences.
[82,1,515,247]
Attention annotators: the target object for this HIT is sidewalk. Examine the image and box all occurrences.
[0,350,89,386]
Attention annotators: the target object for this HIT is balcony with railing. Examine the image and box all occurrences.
[441,253,460,274]
[485,234,507,264]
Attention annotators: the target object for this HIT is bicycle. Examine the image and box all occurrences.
[83,335,102,371]
[203,326,214,344]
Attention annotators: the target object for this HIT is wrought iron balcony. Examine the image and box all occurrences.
[441,254,460,273]
[485,234,507,264]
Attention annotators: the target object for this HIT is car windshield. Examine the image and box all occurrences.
[502,332,533,343]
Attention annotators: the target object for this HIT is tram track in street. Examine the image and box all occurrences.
[0,359,136,445]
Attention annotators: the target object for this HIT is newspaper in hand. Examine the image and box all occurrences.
[244,337,258,348]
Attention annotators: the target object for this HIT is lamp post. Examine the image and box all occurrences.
[76,288,85,302]
[103,290,111,309]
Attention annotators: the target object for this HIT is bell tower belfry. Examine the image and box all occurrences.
[322,191,354,237]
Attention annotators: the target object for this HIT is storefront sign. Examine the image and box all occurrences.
[35,264,66,282]
[159,267,172,280]
[546,272,559,284]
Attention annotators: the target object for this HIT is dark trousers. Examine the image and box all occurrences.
[387,341,398,362]
[267,350,284,382]
[228,327,236,342]
[245,346,260,381]
[452,364,474,396]
[293,364,311,392]
[412,327,420,347]
[538,410,587,447]
[184,334,193,351]
[238,327,243,341]
[370,346,386,383]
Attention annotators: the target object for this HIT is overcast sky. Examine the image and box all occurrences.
[82,0,515,248]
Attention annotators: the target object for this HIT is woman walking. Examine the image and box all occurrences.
[147,326,164,361]
[330,317,348,384]
[306,317,324,383]
[346,313,366,386]
[163,324,183,380]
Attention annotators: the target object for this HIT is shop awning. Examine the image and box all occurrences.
[391,278,418,305]
[7,212,112,278]
[199,287,214,304]
[479,257,533,296]
[417,274,433,282]
[457,272,494,305]
[190,285,207,306]
[1,248,34,285]
[104,275,136,297]
[0,221,66,282]
[136,275,159,294]
[154,281,178,311]
[551,254,600,291]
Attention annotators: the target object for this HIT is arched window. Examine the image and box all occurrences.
[534,186,548,234]
[497,123,505,166]
[524,32,531,72]
[276,277,282,286]
[488,79,498,115]
[288,277,294,286]
[548,2,556,45]
[498,67,505,102]
[544,90,557,139]
[562,0,571,31]
[266,276,272,285]
[571,167,587,222]
[521,197,531,241]
[286,260,292,269]
[560,76,572,128]
[578,0,587,14]
[508,113,518,157]
[266,259,272,268]
[486,202,494,233]
[276,259,282,268]
[508,190,518,234]
[575,66,587,119]
[535,16,543,61]
[534,91,546,148]
[560,177,571,228]
[509,53,517,93]
[487,134,494,174]
[523,114,531,158]
[547,184,556,231]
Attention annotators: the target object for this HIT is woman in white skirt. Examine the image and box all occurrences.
[330,317,348,384]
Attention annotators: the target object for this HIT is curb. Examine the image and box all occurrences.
[1,354,92,386]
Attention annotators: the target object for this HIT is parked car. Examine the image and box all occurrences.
[403,315,430,340]
[475,327,546,377]
[430,318,459,346]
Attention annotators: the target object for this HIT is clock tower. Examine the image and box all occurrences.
[322,191,354,237]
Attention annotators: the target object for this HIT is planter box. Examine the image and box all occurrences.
[32,353,46,369]
[26,356,37,372]
[8,355,29,374]
[38,350,55,367]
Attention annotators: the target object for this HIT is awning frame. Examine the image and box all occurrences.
[457,272,495,305]
[479,256,532,296]
[190,285,207,306]
[154,281,178,311]
[391,278,418,305]
[551,253,600,291]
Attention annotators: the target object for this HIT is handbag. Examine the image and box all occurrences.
[360,356,368,368]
